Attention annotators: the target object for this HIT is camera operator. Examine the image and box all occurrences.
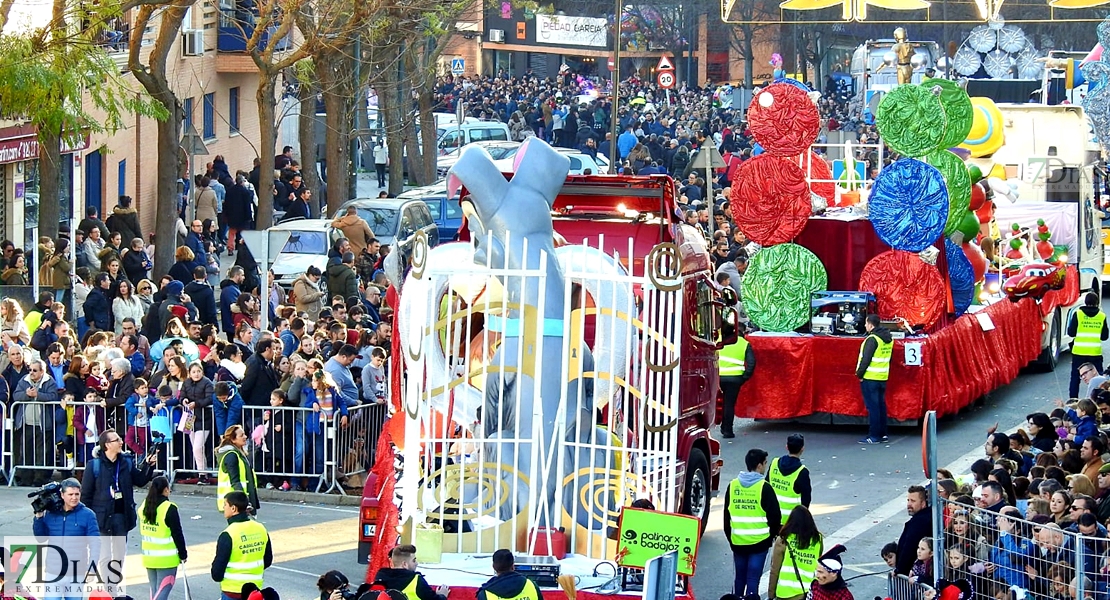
[316,570,369,600]
[31,478,99,600]
[81,429,156,539]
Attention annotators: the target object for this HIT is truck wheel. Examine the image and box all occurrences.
[1037,310,1061,371]
[682,448,710,533]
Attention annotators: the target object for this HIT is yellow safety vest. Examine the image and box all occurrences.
[484,578,543,600]
[217,449,256,511]
[727,478,770,546]
[139,500,180,569]
[719,337,749,377]
[1073,311,1107,357]
[766,457,805,524]
[775,534,822,599]
[857,334,892,381]
[220,519,268,593]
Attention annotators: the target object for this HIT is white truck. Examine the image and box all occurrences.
[984,104,1103,369]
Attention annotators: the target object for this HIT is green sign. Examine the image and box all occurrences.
[615,508,700,576]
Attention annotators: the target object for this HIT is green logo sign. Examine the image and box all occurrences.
[615,508,700,575]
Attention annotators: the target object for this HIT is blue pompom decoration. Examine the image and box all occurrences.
[869,158,949,252]
[777,77,811,93]
[944,239,974,316]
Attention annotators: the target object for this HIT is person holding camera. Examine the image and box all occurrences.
[32,478,100,600]
[138,476,187,600]
[81,428,156,539]
[372,544,448,600]
[316,570,368,600]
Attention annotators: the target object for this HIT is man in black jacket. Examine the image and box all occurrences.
[241,339,280,407]
[83,273,114,333]
[185,266,218,326]
[895,485,932,576]
[476,550,539,600]
[373,544,449,600]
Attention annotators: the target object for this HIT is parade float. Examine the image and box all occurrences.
[362,137,732,597]
[733,66,1092,423]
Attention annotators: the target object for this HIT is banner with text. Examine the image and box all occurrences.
[535,15,608,48]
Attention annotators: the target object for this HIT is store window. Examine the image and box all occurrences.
[23,160,40,245]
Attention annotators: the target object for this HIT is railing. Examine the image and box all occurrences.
[5,399,388,495]
[933,497,1098,600]
[0,403,7,484]
[888,572,931,600]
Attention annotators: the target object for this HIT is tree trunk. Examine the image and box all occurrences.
[743,30,754,91]
[418,89,436,184]
[380,75,405,197]
[256,76,277,229]
[403,114,423,187]
[38,128,62,240]
[319,50,353,213]
[298,78,320,202]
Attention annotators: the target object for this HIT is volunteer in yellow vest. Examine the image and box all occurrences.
[725,448,782,598]
[211,491,272,600]
[372,544,450,600]
[768,506,824,600]
[719,322,756,439]
[476,549,542,600]
[766,434,812,525]
[216,425,260,513]
[856,314,893,445]
[139,476,188,600]
[1068,292,1108,399]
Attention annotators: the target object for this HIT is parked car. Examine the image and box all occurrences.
[493,147,607,175]
[267,219,343,290]
[333,197,441,281]
[393,182,464,240]
[436,121,511,155]
[436,141,521,179]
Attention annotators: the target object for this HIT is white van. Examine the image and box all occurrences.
[436,121,512,154]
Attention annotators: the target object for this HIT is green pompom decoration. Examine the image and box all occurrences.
[956,211,980,241]
[968,164,984,182]
[928,79,974,149]
[876,85,947,158]
[928,149,972,237]
[741,243,828,333]
[1009,238,1023,250]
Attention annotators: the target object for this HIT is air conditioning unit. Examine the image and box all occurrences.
[182,30,204,56]
[488,29,505,43]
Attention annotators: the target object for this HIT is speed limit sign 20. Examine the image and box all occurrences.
[657,70,675,89]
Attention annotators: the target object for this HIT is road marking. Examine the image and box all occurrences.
[271,565,323,577]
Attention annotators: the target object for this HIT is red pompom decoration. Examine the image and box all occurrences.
[747,83,821,157]
[799,151,835,204]
[859,250,946,329]
[731,155,812,246]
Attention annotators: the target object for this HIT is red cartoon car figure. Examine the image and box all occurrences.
[1002,262,1067,301]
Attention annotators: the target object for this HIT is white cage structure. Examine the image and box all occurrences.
[396,232,686,559]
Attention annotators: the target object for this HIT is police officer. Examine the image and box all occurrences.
[138,476,187,600]
[372,544,449,600]
[718,322,756,439]
[211,491,272,600]
[766,434,812,524]
[856,314,892,445]
[1068,292,1108,399]
[725,448,781,598]
[476,550,542,600]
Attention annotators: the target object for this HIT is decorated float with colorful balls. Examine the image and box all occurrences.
[731,67,1090,423]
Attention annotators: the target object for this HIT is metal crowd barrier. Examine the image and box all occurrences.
[935,496,1098,600]
[4,398,388,496]
[888,572,931,600]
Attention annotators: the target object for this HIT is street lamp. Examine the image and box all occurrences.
[609,0,621,173]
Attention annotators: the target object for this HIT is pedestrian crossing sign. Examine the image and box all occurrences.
[451,58,465,75]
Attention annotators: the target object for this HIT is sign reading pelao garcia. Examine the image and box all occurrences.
[615,508,700,576]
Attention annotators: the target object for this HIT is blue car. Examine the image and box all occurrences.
[395,182,464,241]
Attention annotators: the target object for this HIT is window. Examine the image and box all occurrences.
[692,279,718,342]
[183,97,194,131]
[118,159,126,197]
[203,92,215,139]
[229,87,240,133]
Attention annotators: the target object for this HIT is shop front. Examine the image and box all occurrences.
[0,124,86,250]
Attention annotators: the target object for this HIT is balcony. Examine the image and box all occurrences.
[217,20,290,53]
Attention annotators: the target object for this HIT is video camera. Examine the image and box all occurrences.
[29,482,63,513]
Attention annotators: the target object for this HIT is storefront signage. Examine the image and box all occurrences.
[615,508,700,575]
[0,130,90,165]
[535,15,608,48]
